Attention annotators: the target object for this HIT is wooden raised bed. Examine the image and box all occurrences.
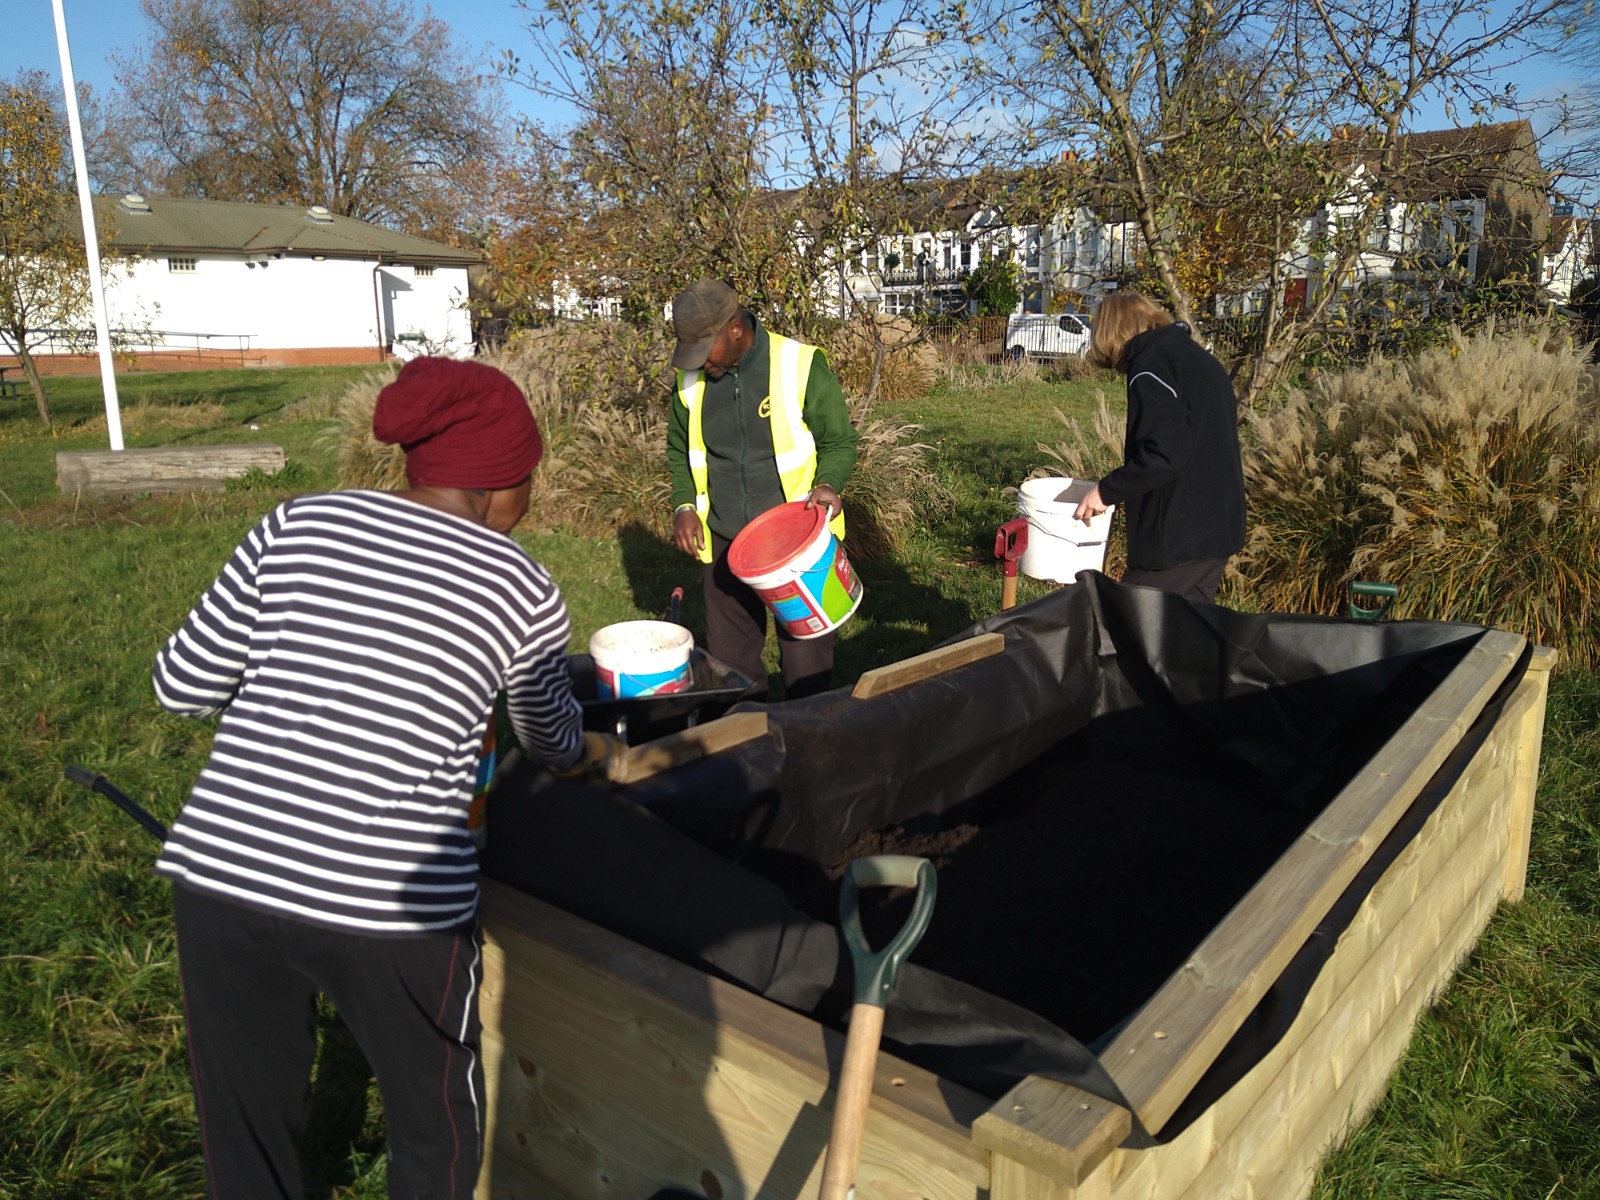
[475,631,1552,1200]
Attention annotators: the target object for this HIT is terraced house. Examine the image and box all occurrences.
[826,120,1556,321]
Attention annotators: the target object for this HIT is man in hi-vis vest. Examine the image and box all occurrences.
[667,279,859,700]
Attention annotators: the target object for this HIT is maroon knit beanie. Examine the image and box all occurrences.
[372,357,542,489]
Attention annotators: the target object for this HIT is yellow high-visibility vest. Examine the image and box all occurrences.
[676,331,846,564]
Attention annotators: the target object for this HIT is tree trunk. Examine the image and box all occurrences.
[17,347,52,430]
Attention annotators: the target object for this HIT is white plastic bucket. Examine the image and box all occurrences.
[1016,476,1114,583]
[589,621,694,699]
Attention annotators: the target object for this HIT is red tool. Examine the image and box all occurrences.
[994,518,1029,610]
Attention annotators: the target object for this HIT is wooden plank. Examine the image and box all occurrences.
[1501,647,1554,901]
[477,882,988,1200]
[1173,781,1512,1200]
[1235,857,1508,1200]
[480,943,984,1200]
[850,633,1006,700]
[990,1154,1109,1200]
[609,711,769,785]
[1099,628,1525,1137]
[56,444,285,494]
[1100,666,1524,1200]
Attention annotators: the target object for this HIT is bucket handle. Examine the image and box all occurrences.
[1021,517,1106,549]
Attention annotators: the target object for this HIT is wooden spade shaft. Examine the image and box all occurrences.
[818,1002,887,1200]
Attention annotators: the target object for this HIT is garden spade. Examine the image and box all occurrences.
[819,855,936,1200]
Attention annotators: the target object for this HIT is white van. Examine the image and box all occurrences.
[1005,312,1092,361]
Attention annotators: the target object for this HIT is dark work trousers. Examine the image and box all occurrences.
[704,532,835,700]
[1121,557,1229,604]
[171,884,485,1200]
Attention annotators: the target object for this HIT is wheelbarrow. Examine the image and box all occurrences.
[565,648,754,745]
[569,586,755,745]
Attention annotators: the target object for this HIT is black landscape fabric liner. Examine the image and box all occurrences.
[484,572,1525,1146]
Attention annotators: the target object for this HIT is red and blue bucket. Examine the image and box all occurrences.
[727,501,863,640]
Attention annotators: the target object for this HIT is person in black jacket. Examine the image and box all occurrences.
[1072,291,1245,603]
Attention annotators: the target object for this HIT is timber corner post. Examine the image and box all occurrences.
[1501,645,1555,902]
[972,1076,1130,1200]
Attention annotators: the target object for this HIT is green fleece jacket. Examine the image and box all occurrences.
[666,319,858,541]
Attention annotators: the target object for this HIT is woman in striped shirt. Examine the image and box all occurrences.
[153,357,607,1199]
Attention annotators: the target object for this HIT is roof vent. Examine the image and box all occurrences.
[306,204,334,224]
[120,193,152,213]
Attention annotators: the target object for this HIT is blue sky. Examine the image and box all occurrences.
[2,0,1585,182]
[1,0,571,125]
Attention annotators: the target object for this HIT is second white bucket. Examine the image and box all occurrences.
[1016,476,1114,583]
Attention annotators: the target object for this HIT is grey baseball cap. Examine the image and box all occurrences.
[670,279,742,369]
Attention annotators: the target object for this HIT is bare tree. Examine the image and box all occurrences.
[500,0,991,335]
[505,0,821,328]
[975,0,1564,402]
[103,0,507,236]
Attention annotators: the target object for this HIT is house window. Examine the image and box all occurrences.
[1367,210,1392,252]
[414,265,435,278]
[169,257,197,273]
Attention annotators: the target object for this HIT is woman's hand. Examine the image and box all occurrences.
[1073,484,1109,526]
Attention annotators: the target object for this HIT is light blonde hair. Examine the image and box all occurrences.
[1087,290,1175,372]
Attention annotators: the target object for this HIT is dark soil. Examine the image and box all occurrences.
[777,724,1315,1046]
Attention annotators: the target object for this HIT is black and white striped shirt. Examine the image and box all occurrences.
[152,490,584,933]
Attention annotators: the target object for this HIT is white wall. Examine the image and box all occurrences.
[94,254,472,356]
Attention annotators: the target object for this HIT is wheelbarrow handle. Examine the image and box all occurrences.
[64,765,169,843]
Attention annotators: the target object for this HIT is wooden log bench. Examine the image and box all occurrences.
[56,444,286,496]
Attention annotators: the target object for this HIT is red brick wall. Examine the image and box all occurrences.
[1,347,396,376]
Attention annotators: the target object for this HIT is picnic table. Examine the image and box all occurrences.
[0,365,20,400]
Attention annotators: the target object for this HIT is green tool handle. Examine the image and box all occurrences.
[838,854,937,1008]
[1349,580,1398,620]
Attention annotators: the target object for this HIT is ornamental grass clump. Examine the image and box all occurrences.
[841,396,954,560]
[826,314,939,403]
[1233,323,1600,667]
[330,319,950,550]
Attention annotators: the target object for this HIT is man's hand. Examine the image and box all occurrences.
[673,508,705,557]
[1073,484,1109,526]
[805,483,841,519]
[551,731,625,784]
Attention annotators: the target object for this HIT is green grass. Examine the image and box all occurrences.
[2,364,1596,1198]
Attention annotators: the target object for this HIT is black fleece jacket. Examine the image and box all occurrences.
[1097,322,1245,570]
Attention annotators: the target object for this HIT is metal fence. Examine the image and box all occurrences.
[10,328,256,364]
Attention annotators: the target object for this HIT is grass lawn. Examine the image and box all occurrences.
[1,365,1596,1198]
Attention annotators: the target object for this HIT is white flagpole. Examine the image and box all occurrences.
[50,0,123,451]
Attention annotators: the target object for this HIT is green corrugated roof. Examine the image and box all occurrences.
[87,194,481,264]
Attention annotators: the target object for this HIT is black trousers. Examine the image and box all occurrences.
[1121,557,1228,604]
[171,884,484,1200]
[704,533,835,700]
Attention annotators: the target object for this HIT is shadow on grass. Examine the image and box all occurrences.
[615,519,978,693]
[616,522,701,626]
[301,1008,383,1199]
